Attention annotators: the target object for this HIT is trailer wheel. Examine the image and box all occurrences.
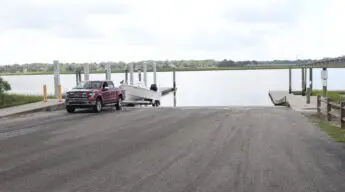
[152,100,160,107]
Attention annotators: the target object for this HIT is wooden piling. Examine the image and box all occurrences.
[327,97,331,121]
[75,70,79,86]
[129,63,134,85]
[138,69,142,82]
[43,85,48,103]
[309,68,313,92]
[143,62,147,87]
[289,67,292,94]
[58,84,62,102]
[76,69,82,86]
[173,91,176,107]
[84,63,89,81]
[53,60,60,99]
[173,67,176,91]
[322,68,327,97]
[306,87,311,104]
[341,102,345,129]
[304,67,307,94]
[317,95,321,114]
[125,69,128,84]
[153,62,157,85]
[301,67,305,96]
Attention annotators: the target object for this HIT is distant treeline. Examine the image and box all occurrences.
[0,59,315,73]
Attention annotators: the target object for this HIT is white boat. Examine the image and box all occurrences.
[119,62,165,106]
[120,81,161,102]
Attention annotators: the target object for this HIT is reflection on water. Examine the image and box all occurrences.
[3,68,345,106]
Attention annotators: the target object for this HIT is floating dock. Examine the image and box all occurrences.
[160,87,176,96]
[268,90,317,112]
[268,91,287,106]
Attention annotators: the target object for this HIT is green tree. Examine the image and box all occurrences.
[0,77,11,93]
[0,77,11,106]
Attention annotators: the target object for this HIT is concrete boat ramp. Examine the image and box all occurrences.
[1,107,345,191]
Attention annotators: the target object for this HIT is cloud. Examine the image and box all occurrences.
[0,0,344,64]
[225,0,304,25]
[0,0,128,38]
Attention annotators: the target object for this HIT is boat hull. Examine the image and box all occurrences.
[122,84,161,101]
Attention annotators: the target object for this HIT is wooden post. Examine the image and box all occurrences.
[341,102,345,129]
[327,97,331,121]
[84,63,89,81]
[129,63,134,85]
[304,67,307,94]
[43,84,48,103]
[153,62,157,85]
[306,87,311,104]
[105,63,111,80]
[173,91,176,107]
[309,68,313,92]
[322,67,327,97]
[125,69,128,84]
[306,67,312,104]
[301,67,305,96]
[289,66,292,94]
[138,69,142,82]
[317,95,321,113]
[143,62,147,87]
[323,83,327,97]
[76,69,82,86]
[79,70,82,83]
[173,67,176,91]
[53,60,60,99]
[76,70,78,86]
[58,84,62,102]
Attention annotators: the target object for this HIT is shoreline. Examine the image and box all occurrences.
[1,65,345,76]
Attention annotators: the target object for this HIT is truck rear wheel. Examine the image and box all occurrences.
[115,97,122,111]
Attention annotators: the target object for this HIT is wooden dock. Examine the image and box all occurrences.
[269,91,317,112]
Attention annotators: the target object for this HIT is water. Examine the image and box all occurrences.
[2,69,345,107]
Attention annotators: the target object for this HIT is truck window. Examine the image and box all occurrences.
[108,81,114,88]
[75,82,101,89]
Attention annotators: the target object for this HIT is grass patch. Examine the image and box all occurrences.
[0,93,54,109]
[312,120,345,142]
[312,90,345,103]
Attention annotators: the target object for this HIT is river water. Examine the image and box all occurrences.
[2,69,345,107]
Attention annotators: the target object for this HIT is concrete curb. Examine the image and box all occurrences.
[0,103,65,119]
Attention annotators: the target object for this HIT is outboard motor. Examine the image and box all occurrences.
[150,84,158,92]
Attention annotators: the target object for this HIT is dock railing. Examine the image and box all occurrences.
[317,95,345,128]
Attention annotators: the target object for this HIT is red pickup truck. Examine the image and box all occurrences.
[65,80,125,113]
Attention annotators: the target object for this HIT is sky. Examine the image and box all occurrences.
[0,0,344,64]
